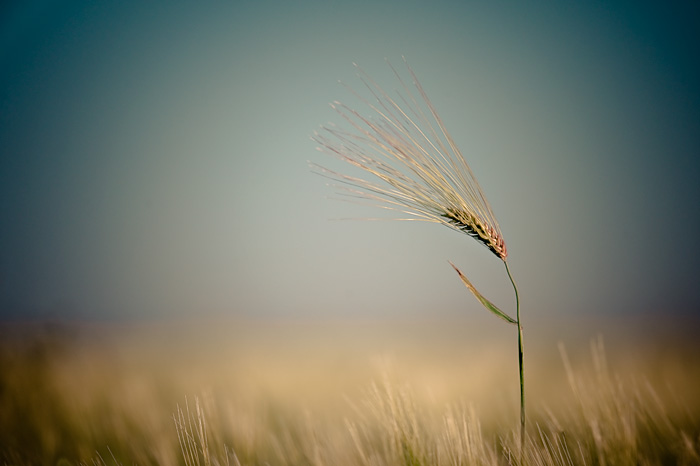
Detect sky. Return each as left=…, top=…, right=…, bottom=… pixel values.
left=1, top=0, right=699, bottom=328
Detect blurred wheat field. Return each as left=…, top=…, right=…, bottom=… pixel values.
left=1, top=316, right=699, bottom=465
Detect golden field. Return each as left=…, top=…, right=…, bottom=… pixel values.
left=1, top=314, right=699, bottom=465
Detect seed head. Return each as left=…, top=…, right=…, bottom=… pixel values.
left=312, top=58, right=507, bottom=261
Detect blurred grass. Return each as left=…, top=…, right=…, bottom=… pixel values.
left=1, top=316, right=699, bottom=465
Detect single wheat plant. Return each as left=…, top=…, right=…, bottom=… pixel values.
left=311, top=57, right=525, bottom=451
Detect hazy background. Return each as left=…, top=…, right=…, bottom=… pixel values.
left=1, top=1, right=699, bottom=335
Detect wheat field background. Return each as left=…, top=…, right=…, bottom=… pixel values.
left=1, top=314, right=698, bottom=465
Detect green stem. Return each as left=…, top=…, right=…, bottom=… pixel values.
left=505, top=261, right=524, bottom=457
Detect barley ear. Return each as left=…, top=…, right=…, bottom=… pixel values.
left=448, top=261, right=517, bottom=325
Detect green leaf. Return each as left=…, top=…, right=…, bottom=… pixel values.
left=449, top=261, right=517, bottom=325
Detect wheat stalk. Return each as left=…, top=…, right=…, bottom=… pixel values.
left=311, top=57, right=525, bottom=452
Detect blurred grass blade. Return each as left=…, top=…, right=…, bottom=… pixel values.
left=449, top=261, right=517, bottom=325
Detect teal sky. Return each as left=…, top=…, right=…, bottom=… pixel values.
left=1, top=1, right=699, bottom=326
